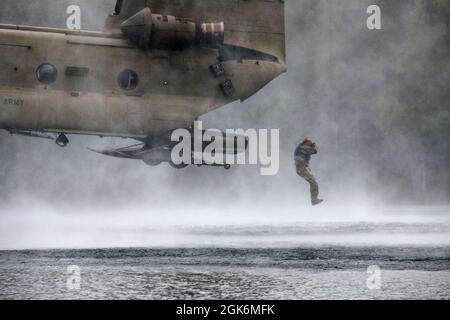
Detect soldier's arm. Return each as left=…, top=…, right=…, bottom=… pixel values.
left=302, top=145, right=318, bottom=155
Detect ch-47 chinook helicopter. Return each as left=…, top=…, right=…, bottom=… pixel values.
left=0, top=0, right=286, bottom=169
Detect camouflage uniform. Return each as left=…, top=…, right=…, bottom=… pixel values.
left=295, top=143, right=320, bottom=204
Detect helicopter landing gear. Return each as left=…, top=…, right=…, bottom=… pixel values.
left=55, top=133, right=69, bottom=147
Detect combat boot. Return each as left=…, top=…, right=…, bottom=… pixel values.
left=312, top=199, right=324, bottom=206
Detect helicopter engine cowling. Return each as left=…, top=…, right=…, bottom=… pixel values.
left=120, top=8, right=224, bottom=50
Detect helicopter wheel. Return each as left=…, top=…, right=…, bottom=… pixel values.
left=169, top=161, right=189, bottom=169
left=55, top=133, right=69, bottom=147
left=143, top=159, right=162, bottom=167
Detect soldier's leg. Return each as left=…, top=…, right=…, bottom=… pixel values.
left=302, top=167, right=319, bottom=201
left=295, top=157, right=306, bottom=176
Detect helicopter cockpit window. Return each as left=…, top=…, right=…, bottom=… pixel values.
left=118, top=70, right=139, bottom=91
left=36, top=63, right=58, bottom=85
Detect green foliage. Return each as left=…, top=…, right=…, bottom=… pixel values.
left=379, top=0, right=449, bottom=153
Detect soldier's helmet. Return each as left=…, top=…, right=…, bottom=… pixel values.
left=301, top=138, right=314, bottom=146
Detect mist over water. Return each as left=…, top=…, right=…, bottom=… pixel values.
left=1, top=204, right=449, bottom=250
left=0, top=0, right=449, bottom=251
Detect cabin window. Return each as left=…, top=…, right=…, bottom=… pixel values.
left=36, top=63, right=58, bottom=85
left=118, top=69, right=139, bottom=91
